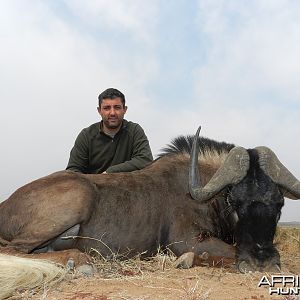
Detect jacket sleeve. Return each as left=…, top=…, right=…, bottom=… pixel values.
left=106, top=125, right=153, bottom=173
left=66, top=130, right=89, bottom=173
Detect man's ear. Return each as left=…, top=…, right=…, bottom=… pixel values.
left=97, top=107, right=101, bottom=114
left=124, top=106, right=128, bottom=113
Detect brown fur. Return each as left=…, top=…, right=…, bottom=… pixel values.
left=0, top=154, right=235, bottom=264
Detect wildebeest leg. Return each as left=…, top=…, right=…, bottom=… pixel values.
left=0, top=173, right=95, bottom=253
left=33, top=224, right=80, bottom=253
left=174, top=237, right=235, bottom=269
left=196, top=237, right=235, bottom=258
left=175, top=251, right=235, bottom=269
left=0, top=247, right=92, bottom=267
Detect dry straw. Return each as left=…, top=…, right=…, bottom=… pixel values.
left=0, top=227, right=298, bottom=299
left=89, top=245, right=177, bottom=279
left=0, top=254, right=66, bottom=299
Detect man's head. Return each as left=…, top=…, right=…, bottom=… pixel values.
left=97, top=88, right=127, bottom=133
left=98, top=88, right=126, bottom=107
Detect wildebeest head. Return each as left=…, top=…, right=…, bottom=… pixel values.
left=189, top=126, right=300, bottom=272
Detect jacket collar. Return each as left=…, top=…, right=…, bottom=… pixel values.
left=99, top=119, right=128, bottom=136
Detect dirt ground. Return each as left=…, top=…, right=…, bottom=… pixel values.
left=13, top=227, right=300, bottom=300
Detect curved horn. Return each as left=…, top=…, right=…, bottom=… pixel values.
left=255, top=146, right=300, bottom=200
left=189, top=126, right=250, bottom=202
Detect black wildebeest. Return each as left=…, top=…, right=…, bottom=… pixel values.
left=0, top=127, right=299, bottom=272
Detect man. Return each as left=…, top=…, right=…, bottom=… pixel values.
left=66, top=88, right=153, bottom=173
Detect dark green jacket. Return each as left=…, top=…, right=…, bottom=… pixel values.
left=66, top=120, right=153, bottom=174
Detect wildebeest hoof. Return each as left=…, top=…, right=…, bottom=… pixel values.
left=200, top=251, right=209, bottom=260
left=174, top=252, right=195, bottom=269
left=237, top=260, right=281, bottom=273
left=237, top=260, right=257, bottom=273
left=76, top=264, right=97, bottom=277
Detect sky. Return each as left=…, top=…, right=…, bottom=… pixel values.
left=0, top=0, right=300, bottom=221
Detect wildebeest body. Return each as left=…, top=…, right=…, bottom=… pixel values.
left=0, top=147, right=233, bottom=259
left=74, top=155, right=223, bottom=256
left=1, top=130, right=299, bottom=272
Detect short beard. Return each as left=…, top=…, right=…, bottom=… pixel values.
left=103, top=120, right=122, bottom=130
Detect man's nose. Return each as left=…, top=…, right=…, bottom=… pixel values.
left=109, top=108, right=116, bottom=115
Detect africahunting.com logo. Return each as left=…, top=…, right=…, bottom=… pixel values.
left=258, top=275, right=299, bottom=296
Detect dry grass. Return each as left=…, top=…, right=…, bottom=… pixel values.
left=0, top=254, right=66, bottom=300
left=88, top=246, right=178, bottom=279
left=274, top=226, right=300, bottom=276
left=87, top=227, right=300, bottom=280
left=179, top=280, right=211, bottom=300
left=3, top=227, right=300, bottom=299
left=275, top=226, right=300, bottom=253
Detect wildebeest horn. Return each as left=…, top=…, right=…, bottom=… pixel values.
left=189, top=126, right=250, bottom=202
left=255, top=146, right=300, bottom=200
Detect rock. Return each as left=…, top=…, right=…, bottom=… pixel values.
left=76, top=264, right=97, bottom=277
left=66, top=258, right=75, bottom=272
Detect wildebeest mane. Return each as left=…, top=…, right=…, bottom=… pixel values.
left=158, top=135, right=235, bottom=157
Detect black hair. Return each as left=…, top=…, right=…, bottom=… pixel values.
left=158, top=135, right=235, bottom=157
left=98, top=88, right=126, bottom=107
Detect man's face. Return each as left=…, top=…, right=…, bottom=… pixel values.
left=97, top=97, right=127, bottom=131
